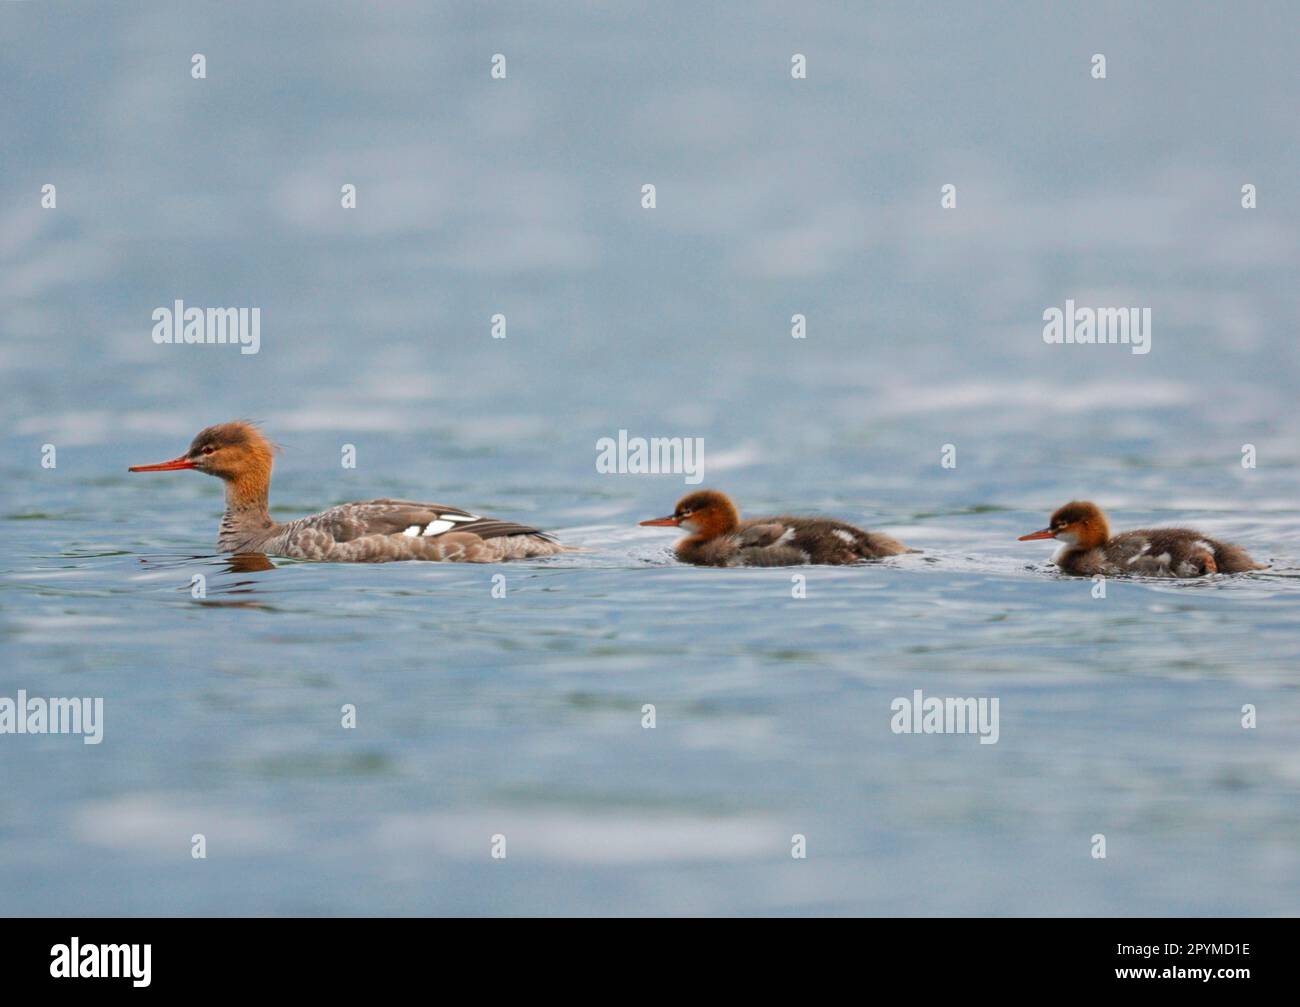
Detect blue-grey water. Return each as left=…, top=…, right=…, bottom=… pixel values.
left=2, top=2, right=1298, bottom=916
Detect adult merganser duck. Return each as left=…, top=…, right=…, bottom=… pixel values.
left=639, top=489, right=915, bottom=566
left=1018, top=500, right=1265, bottom=577
left=128, top=421, right=570, bottom=562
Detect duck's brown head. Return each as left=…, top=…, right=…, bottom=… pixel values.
left=129, top=421, right=276, bottom=505
left=639, top=489, right=740, bottom=540
left=1018, top=500, right=1110, bottom=550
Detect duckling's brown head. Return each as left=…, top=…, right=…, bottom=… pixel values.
left=1018, top=500, right=1110, bottom=550
left=130, top=420, right=276, bottom=503
left=639, top=489, right=740, bottom=539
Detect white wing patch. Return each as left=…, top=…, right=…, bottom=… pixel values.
left=1126, top=540, right=1150, bottom=565
left=401, top=514, right=480, bottom=538
left=832, top=529, right=856, bottom=544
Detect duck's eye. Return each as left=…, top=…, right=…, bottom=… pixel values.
left=201, top=446, right=216, bottom=456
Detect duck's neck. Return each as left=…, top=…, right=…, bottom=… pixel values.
left=218, top=475, right=276, bottom=551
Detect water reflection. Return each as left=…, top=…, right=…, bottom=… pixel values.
left=224, top=553, right=276, bottom=574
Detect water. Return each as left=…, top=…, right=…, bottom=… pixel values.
left=2, top=2, right=1299, bottom=916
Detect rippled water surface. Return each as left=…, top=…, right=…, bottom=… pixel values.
left=2, top=2, right=1299, bottom=915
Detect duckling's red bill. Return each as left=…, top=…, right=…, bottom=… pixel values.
left=1018, top=528, right=1056, bottom=541
left=640, top=515, right=681, bottom=527
left=128, top=454, right=196, bottom=472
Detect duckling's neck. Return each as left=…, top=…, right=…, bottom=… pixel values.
left=675, top=534, right=710, bottom=560
left=675, top=533, right=737, bottom=567
left=674, top=509, right=739, bottom=564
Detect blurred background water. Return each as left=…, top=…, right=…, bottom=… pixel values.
left=1, top=1, right=1298, bottom=916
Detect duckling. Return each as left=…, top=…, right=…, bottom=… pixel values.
left=1018, top=501, right=1265, bottom=577
left=640, top=489, right=915, bottom=566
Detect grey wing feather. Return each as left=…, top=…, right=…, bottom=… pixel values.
left=734, top=522, right=790, bottom=548
left=304, top=500, right=550, bottom=543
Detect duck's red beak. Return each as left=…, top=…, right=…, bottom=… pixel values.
left=1018, top=528, right=1056, bottom=541
left=128, top=454, right=196, bottom=472
left=639, top=515, right=681, bottom=527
